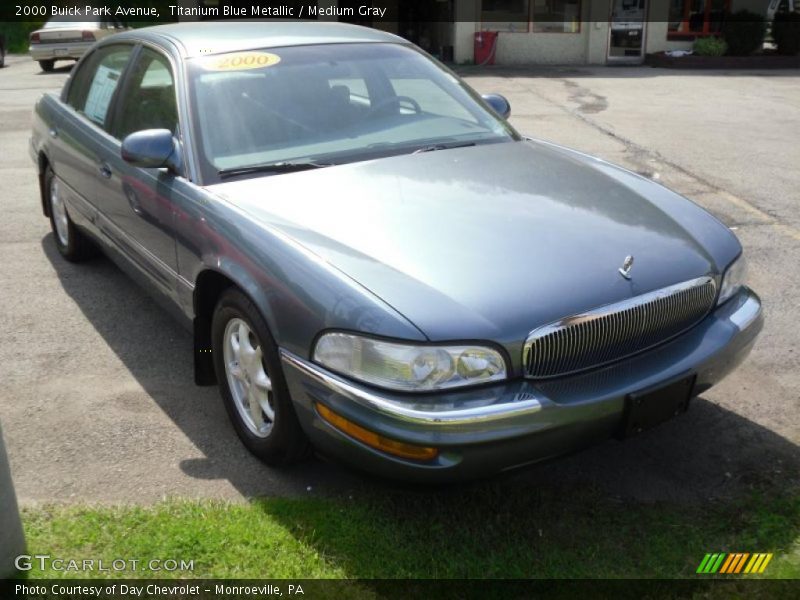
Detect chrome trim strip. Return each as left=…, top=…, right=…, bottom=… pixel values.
left=93, top=208, right=178, bottom=291
left=280, top=350, right=542, bottom=425
left=524, top=276, right=717, bottom=379
left=177, top=275, right=195, bottom=292
left=58, top=176, right=96, bottom=222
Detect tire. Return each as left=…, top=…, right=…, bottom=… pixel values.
left=45, top=167, right=96, bottom=262
left=212, top=288, right=309, bottom=465
left=39, top=59, right=55, bottom=72
left=0, top=46, right=5, bottom=69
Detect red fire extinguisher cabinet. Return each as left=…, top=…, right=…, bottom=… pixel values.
left=474, top=31, right=498, bottom=66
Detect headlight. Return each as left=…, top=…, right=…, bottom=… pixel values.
left=718, top=255, right=748, bottom=305
left=313, top=332, right=507, bottom=392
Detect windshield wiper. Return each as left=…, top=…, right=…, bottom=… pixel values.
left=412, top=141, right=477, bottom=154
left=218, top=161, right=333, bottom=179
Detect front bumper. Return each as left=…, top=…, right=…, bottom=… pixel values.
left=282, top=288, right=763, bottom=481
left=29, top=42, right=92, bottom=61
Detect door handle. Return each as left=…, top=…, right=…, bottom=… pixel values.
left=98, top=162, right=112, bottom=179
left=48, top=128, right=58, bottom=139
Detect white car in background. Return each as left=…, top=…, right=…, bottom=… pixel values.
left=29, top=18, right=128, bottom=72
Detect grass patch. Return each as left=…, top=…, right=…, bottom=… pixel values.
left=21, top=484, right=800, bottom=579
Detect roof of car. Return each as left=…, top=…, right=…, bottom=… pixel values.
left=114, top=22, right=404, bottom=58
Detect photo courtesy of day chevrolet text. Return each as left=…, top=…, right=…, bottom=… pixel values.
left=14, top=582, right=305, bottom=598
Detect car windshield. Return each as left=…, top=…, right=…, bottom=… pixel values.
left=187, top=43, right=518, bottom=182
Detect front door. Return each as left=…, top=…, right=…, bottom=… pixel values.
left=608, top=0, right=648, bottom=63
left=98, top=45, right=182, bottom=296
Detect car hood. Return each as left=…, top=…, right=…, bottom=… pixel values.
left=206, top=140, right=739, bottom=350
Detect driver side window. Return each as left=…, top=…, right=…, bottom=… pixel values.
left=113, top=48, right=178, bottom=140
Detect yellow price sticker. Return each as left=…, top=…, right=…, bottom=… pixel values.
left=201, top=52, right=281, bottom=71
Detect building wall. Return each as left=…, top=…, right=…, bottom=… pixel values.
left=585, top=1, right=614, bottom=63
left=494, top=29, right=590, bottom=64
left=454, top=0, right=607, bottom=64
left=299, top=0, right=744, bottom=65
left=454, top=0, right=480, bottom=62
left=453, top=0, right=775, bottom=65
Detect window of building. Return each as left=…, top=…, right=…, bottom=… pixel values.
left=668, top=0, right=731, bottom=39
left=481, top=0, right=530, bottom=24
left=532, top=0, right=582, bottom=33
left=481, top=0, right=582, bottom=33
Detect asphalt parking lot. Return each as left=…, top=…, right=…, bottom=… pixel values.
left=1, top=54, right=798, bottom=505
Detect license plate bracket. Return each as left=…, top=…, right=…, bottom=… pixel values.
left=620, top=374, right=695, bottom=438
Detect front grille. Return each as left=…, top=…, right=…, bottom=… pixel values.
left=523, top=277, right=717, bottom=379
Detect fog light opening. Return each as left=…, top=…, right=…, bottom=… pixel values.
left=314, top=402, right=439, bottom=462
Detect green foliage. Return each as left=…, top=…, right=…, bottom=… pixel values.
left=0, top=21, right=45, bottom=53
left=722, top=10, right=767, bottom=56
left=693, top=36, right=728, bottom=57
left=772, top=12, right=800, bottom=56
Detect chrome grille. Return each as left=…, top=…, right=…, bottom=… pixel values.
left=523, top=277, right=716, bottom=379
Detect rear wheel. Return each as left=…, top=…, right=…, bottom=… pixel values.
left=38, top=59, right=55, bottom=72
left=45, top=167, right=96, bottom=262
left=212, top=288, right=309, bottom=465
left=0, top=45, right=6, bottom=68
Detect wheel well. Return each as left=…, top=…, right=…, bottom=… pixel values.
left=38, top=152, right=51, bottom=217
left=192, top=270, right=236, bottom=386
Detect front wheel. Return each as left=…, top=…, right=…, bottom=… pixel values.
left=211, top=288, right=309, bottom=465
left=38, top=59, right=55, bottom=72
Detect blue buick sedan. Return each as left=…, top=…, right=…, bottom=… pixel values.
left=30, top=22, right=762, bottom=480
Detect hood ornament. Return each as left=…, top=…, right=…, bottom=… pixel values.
left=618, top=255, right=634, bottom=280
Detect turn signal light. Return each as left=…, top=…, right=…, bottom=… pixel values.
left=315, top=402, right=439, bottom=462
left=30, top=33, right=40, bottom=43
left=81, top=31, right=95, bottom=42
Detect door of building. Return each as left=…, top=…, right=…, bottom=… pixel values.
left=608, top=0, right=648, bottom=63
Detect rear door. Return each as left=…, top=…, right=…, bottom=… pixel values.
left=51, top=43, right=134, bottom=229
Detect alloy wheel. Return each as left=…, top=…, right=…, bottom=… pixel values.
left=222, top=317, right=275, bottom=438
left=50, top=179, right=69, bottom=247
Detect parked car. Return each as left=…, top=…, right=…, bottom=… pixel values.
left=29, top=23, right=762, bottom=481
left=29, top=17, right=128, bottom=72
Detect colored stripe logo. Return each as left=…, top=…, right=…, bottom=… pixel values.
left=696, top=552, right=773, bottom=574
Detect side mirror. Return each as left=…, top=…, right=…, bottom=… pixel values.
left=481, top=93, right=511, bottom=119
left=121, top=129, right=181, bottom=173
